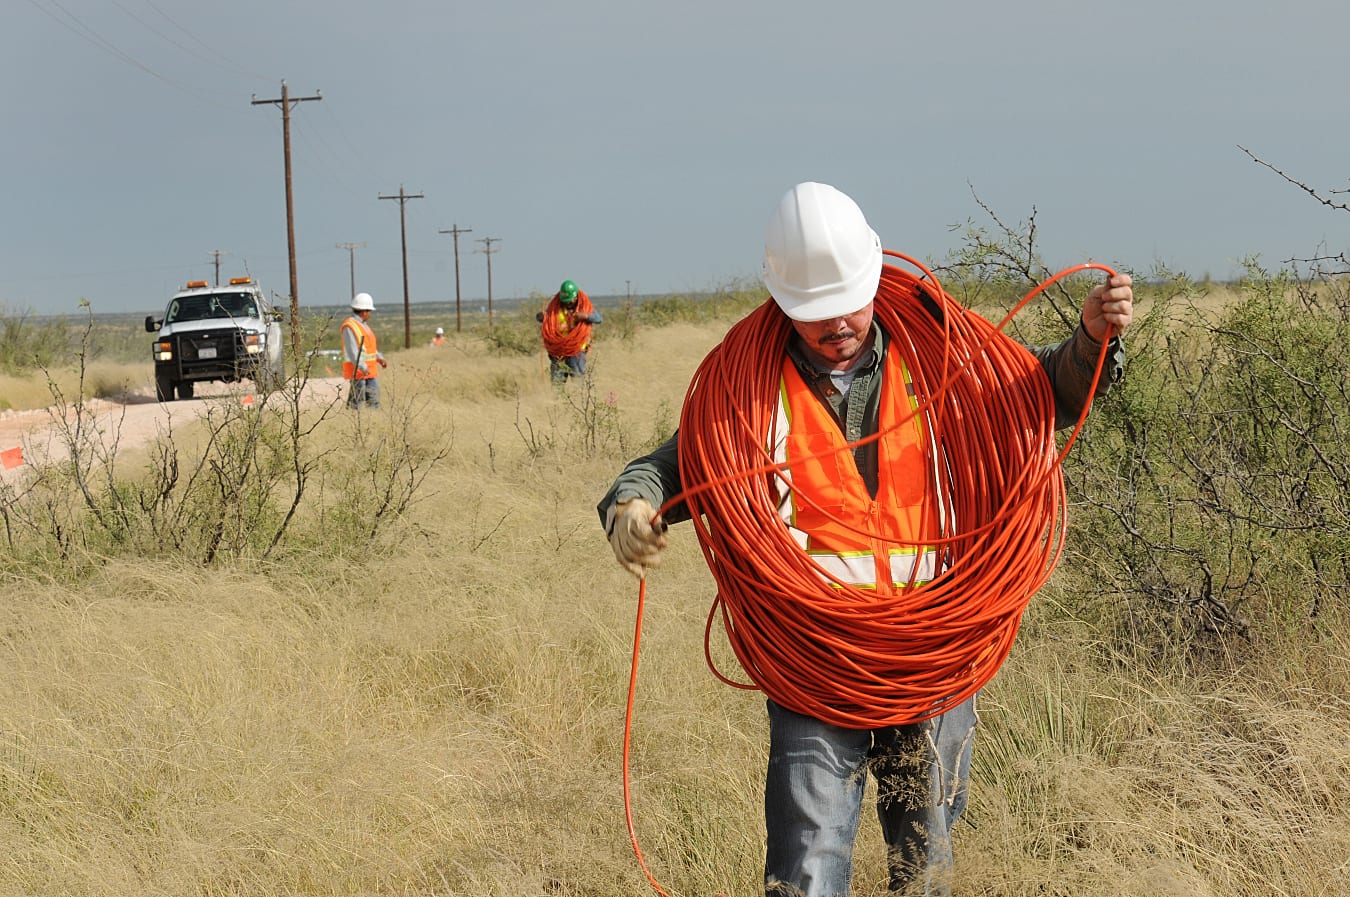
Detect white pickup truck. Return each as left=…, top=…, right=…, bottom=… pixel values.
left=145, top=277, right=286, bottom=402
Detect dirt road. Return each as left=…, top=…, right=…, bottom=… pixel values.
left=0, top=378, right=348, bottom=483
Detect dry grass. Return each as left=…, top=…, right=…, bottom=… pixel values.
left=0, top=360, right=149, bottom=412
left=966, top=611, right=1350, bottom=897
left=1, top=319, right=1348, bottom=896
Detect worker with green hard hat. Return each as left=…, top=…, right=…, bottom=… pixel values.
left=536, top=278, right=604, bottom=383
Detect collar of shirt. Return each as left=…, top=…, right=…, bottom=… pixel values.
left=783, top=322, right=885, bottom=426
left=786, top=321, right=888, bottom=494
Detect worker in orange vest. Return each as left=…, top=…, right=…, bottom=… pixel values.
left=536, top=279, right=603, bottom=383
left=597, top=183, right=1134, bottom=896
left=340, top=292, right=388, bottom=410
left=430, top=326, right=446, bottom=347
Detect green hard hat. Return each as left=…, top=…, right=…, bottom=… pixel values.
left=559, top=279, right=579, bottom=304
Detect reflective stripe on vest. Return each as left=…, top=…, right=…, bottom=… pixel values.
left=772, top=346, right=945, bottom=592
left=794, top=543, right=942, bottom=590
left=341, top=316, right=379, bottom=380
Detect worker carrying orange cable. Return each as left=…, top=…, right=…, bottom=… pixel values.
left=536, top=279, right=603, bottom=383
left=596, top=182, right=1134, bottom=897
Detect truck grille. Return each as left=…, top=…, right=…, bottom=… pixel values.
left=182, top=331, right=242, bottom=361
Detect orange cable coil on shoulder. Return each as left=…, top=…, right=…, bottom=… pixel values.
left=540, top=289, right=595, bottom=357
left=670, top=252, right=1110, bottom=729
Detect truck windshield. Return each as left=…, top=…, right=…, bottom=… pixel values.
left=165, top=292, right=259, bottom=324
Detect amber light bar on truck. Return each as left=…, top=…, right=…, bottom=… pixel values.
left=229, top=277, right=253, bottom=285
left=185, top=280, right=209, bottom=289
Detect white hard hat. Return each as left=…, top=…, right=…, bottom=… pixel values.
left=761, top=182, right=882, bottom=322
left=351, top=292, right=375, bottom=311
left=434, top=326, right=444, bottom=334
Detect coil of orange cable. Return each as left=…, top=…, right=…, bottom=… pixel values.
left=665, top=252, right=1113, bottom=729
left=540, top=291, right=595, bottom=358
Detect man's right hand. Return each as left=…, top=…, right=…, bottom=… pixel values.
left=607, top=498, right=668, bottom=579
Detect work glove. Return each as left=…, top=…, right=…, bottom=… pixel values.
left=606, top=498, right=668, bottom=579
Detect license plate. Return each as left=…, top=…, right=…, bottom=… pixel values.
left=198, top=347, right=217, bottom=359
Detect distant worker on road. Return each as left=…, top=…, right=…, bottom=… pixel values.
left=341, top=292, right=388, bottom=410
left=536, top=279, right=603, bottom=383
left=430, top=326, right=446, bottom=348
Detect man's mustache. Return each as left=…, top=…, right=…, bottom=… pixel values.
left=819, top=330, right=857, bottom=344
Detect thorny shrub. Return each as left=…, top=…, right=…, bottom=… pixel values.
left=940, top=204, right=1350, bottom=655
left=1063, top=260, right=1350, bottom=647
left=0, top=315, right=451, bottom=575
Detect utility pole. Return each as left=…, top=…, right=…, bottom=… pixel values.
left=209, top=250, right=227, bottom=285
left=252, top=81, right=322, bottom=357
left=475, top=237, right=501, bottom=326
left=437, top=224, right=473, bottom=333
left=378, top=186, right=424, bottom=349
left=336, top=242, right=365, bottom=301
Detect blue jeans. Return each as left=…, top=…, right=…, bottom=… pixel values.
left=346, top=377, right=381, bottom=409
left=763, top=696, right=976, bottom=897
left=548, top=352, right=587, bottom=383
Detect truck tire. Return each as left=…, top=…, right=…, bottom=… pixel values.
left=155, top=373, right=176, bottom=403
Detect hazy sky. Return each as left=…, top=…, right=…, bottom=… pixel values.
left=3, top=0, right=1346, bottom=316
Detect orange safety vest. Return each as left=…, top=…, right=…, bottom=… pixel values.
left=341, top=316, right=380, bottom=380
left=773, top=346, right=944, bottom=593
left=430, top=335, right=445, bottom=347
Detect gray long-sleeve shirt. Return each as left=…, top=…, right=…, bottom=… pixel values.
left=597, top=317, right=1123, bottom=529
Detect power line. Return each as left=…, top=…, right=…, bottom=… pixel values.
left=318, top=103, right=384, bottom=189
left=26, top=0, right=240, bottom=112
left=109, top=0, right=267, bottom=82
left=290, top=115, right=370, bottom=201
left=140, top=0, right=273, bottom=81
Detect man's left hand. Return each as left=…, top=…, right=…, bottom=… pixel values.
left=1082, top=273, right=1134, bottom=342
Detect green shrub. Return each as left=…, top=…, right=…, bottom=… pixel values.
left=1062, top=261, right=1350, bottom=656
left=0, top=306, right=72, bottom=373
left=0, top=336, right=450, bottom=573
left=632, top=281, right=767, bottom=329
left=480, top=308, right=542, bottom=356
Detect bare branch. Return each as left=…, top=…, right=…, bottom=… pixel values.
left=1238, top=144, right=1350, bottom=212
